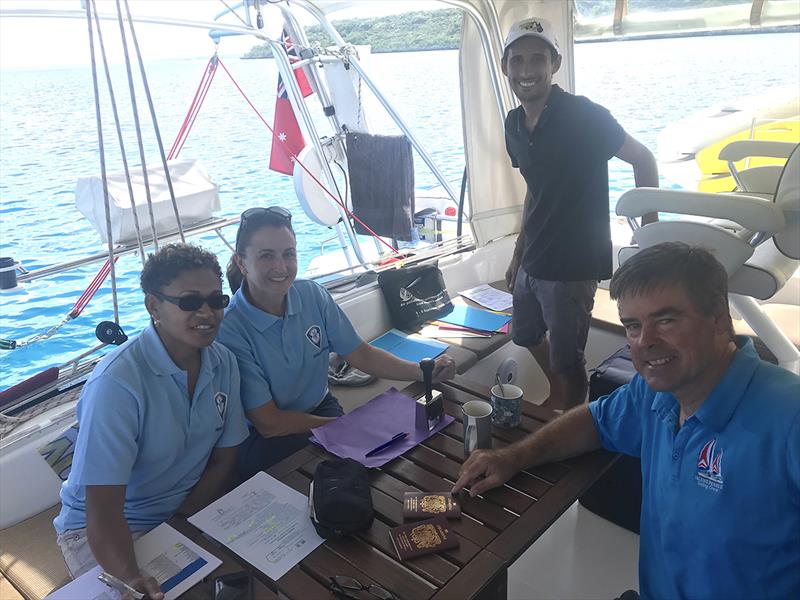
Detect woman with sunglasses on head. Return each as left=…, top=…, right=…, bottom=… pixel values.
left=218, top=206, right=457, bottom=479
left=53, top=244, right=249, bottom=599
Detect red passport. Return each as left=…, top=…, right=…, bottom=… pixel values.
left=390, top=515, right=459, bottom=560
left=402, top=492, right=461, bottom=520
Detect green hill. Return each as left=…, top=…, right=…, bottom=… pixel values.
left=242, top=8, right=462, bottom=58
left=242, top=1, right=771, bottom=58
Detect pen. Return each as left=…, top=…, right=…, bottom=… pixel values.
left=365, top=432, right=408, bottom=457
left=98, top=571, right=146, bottom=600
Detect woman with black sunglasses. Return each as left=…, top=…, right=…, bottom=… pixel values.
left=218, top=207, right=457, bottom=480
left=53, top=244, right=249, bottom=598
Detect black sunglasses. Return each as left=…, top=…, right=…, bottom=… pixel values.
left=151, top=291, right=230, bottom=312
left=329, top=576, right=395, bottom=600
left=236, top=206, right=293, bottom=250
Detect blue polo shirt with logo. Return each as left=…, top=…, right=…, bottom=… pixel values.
left=217, top=279, right=363, bottom=413
left=589, top=337, right=800, bottom=599
left=54, top=324, right=249, bottom=534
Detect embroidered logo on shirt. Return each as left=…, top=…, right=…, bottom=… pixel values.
left=695, top=438, right=724, bottom=492
left=214, top=392, right=228, bottom=420
left=306, top=325, right=322, bottom=349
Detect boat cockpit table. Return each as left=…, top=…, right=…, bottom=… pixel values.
left=175, top=378, right=617, bottom=599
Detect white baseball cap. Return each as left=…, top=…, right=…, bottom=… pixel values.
left=503, top=17, right=560, bottom=58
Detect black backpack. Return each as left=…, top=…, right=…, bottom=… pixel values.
left=310, top=459, right=374, bottom=539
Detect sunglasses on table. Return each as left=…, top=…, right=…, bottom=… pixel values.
left=329, top=576, right=395, bottom=600
left=151, top=291, right=230, bottom=311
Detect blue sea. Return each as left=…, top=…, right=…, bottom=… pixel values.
left=1, top=32, right=799, bottom=389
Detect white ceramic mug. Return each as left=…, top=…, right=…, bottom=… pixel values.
left=462, top=400, right=493, bottom=455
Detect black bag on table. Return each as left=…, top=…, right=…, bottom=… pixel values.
left=377, top=263, right=453, bottom=331
left=579, top=345, right=643, bottom=534
left=310, top=458, right=374, bottom=539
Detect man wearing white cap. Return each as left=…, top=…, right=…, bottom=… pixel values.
left=503, top=17, right=658, bottom=411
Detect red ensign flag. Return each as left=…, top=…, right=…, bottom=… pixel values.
left=268, top=30, right=313, bottom=175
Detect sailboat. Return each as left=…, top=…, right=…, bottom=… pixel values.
left=0, top=1, right=798, bottom=598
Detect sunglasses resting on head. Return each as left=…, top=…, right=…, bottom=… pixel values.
left=235, top=206, right=293, bottom=250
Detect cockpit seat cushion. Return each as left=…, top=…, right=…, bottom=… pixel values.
left=1, top=573, right=24, bottom=600
left=0, top=504, right=69, bottom=600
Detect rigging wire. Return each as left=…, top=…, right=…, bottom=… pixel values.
left=87, top=0, right=120, bottom=325
left=91, top=0, right=146, bottom=265
left=217, top=0, right=252, bottom=29
left=123, top=0, right=185, bottom=243
left=114, top=0, right=159, bottom=251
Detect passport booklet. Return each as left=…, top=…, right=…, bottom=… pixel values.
left=390, top=515, right=459, bottom=560
left=402, top=492, right=461, bottom=520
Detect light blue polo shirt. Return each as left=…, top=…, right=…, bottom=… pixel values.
left=217, top=279, right=362, bottom=413
left=54, top=324, right=249, bottom=534
left=589, top=337, right=800, bottom=599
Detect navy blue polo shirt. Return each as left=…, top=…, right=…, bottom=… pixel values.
left=505, top=85, right=625, bottom=281
left=589, top=337, right=800, bottom=599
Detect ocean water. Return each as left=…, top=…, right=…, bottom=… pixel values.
left=1, top=32, right=799, bottom=389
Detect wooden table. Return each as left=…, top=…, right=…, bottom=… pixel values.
left=179, top=379, right=617, bottom=599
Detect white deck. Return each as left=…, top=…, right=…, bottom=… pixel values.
left=508, top=501, right=639, bottom=599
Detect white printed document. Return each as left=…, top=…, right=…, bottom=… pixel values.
left=46, top=523, right=221, bottom=600
left=459, top=284, right=513, bottom=312
left=188, top=471, right=324, bottom=581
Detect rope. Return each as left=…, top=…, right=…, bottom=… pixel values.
left=87, top=0, right=120, bottom=324
left=91, top=1, right=146, bottom=265
left=168, top=56, right=219, bottom=160
left=69, top=259, right=116, bottom=318
left=1, top=258, right=117, bottom=350
left=216, top=58, right=399, bottom=254
left=123, top=0, right=185, bottom=243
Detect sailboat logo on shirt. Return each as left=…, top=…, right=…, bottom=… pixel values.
left=214, top=392, right=228, bottom=420
left=695, top=438, right=724, bottom=492
left=306, top=325, right=322, bottom=349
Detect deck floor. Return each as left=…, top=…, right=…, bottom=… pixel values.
left=508, top=501, right=639, bottom=599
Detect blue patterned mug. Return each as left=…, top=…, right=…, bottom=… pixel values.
left=490, top=384, right=523, bottom=428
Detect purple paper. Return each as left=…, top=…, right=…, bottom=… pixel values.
left=310, top=387, right=454, bottom=467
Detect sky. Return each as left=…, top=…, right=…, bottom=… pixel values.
left=0, top=0, right=443, bottom=70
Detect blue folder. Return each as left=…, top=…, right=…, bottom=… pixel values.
left=437, top=305, right=511, bottom=332
left=370, top=329, right=448, bottom=363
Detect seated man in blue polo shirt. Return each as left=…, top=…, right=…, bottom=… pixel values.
left=454, top=242, right=800, bottom=599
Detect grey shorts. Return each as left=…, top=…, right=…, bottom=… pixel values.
left=511, top=267, right=598, bottom=373
left=56, top=527, right=147, bottom=579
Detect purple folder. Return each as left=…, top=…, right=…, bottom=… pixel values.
left=310, top=387, right=454, bottom=468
